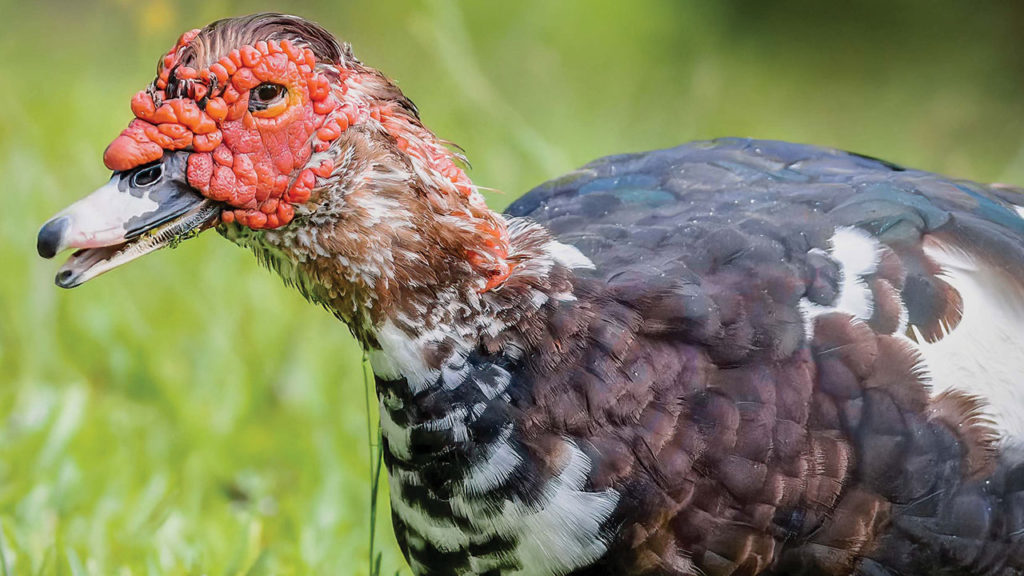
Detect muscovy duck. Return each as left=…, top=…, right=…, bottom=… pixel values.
left=36, top=13, right=1024, bottom=576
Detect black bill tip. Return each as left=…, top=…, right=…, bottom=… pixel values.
left=38, top=216, right=69, bottom=259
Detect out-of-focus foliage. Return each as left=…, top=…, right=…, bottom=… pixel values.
left=2, top=0, right=1024, bottom=574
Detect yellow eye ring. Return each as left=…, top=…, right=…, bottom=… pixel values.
left=251, top=99, right=288, bottom=118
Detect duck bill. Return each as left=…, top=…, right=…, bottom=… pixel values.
left=37, top=152, right=219, bottom=288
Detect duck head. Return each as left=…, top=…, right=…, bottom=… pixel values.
left=38, top=13, right=515, bottom=340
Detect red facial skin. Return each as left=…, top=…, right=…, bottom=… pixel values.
left=102, top=28, right=514, bottom=290
left=104, top=31, right=342, bottom=228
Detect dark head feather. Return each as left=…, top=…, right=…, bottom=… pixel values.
left=176, top=13, right=357, bottom=71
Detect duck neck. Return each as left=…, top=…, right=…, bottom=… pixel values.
left=370, top=215, right=594, bottom=499
left=226, top=78, right=595, bottom=458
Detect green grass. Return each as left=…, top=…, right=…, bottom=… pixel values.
left=4, top=0, right=1024, bottom=574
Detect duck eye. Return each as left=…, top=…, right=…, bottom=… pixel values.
left=131, top=163, right=163, bottom=187
left=249, top=83, right=287, bottom=111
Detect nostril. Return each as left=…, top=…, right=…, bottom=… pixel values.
left=37, top=216, right=70, bottom=258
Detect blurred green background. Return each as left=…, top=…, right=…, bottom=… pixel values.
left=3, top=1, right=1024, bottom=574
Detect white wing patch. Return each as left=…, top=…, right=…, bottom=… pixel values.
left=802, top=227, right=1024, bottom=440
left=547, top=240, right=595, bottom=270
left=909, top=239, right=1024, bottom=440
left=800, top=226, right=882, bottom=335
left=828, top=227, right=883, bottom=318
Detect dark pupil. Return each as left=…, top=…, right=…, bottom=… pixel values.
left=256, top=85, right=280, bottom=102
left=132, top=164, right=162, bottom=187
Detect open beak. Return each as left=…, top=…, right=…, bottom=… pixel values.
left=37, top=152, right=219, bottom=288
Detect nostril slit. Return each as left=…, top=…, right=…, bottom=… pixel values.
left=37, top=217, right=70, bottom=258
